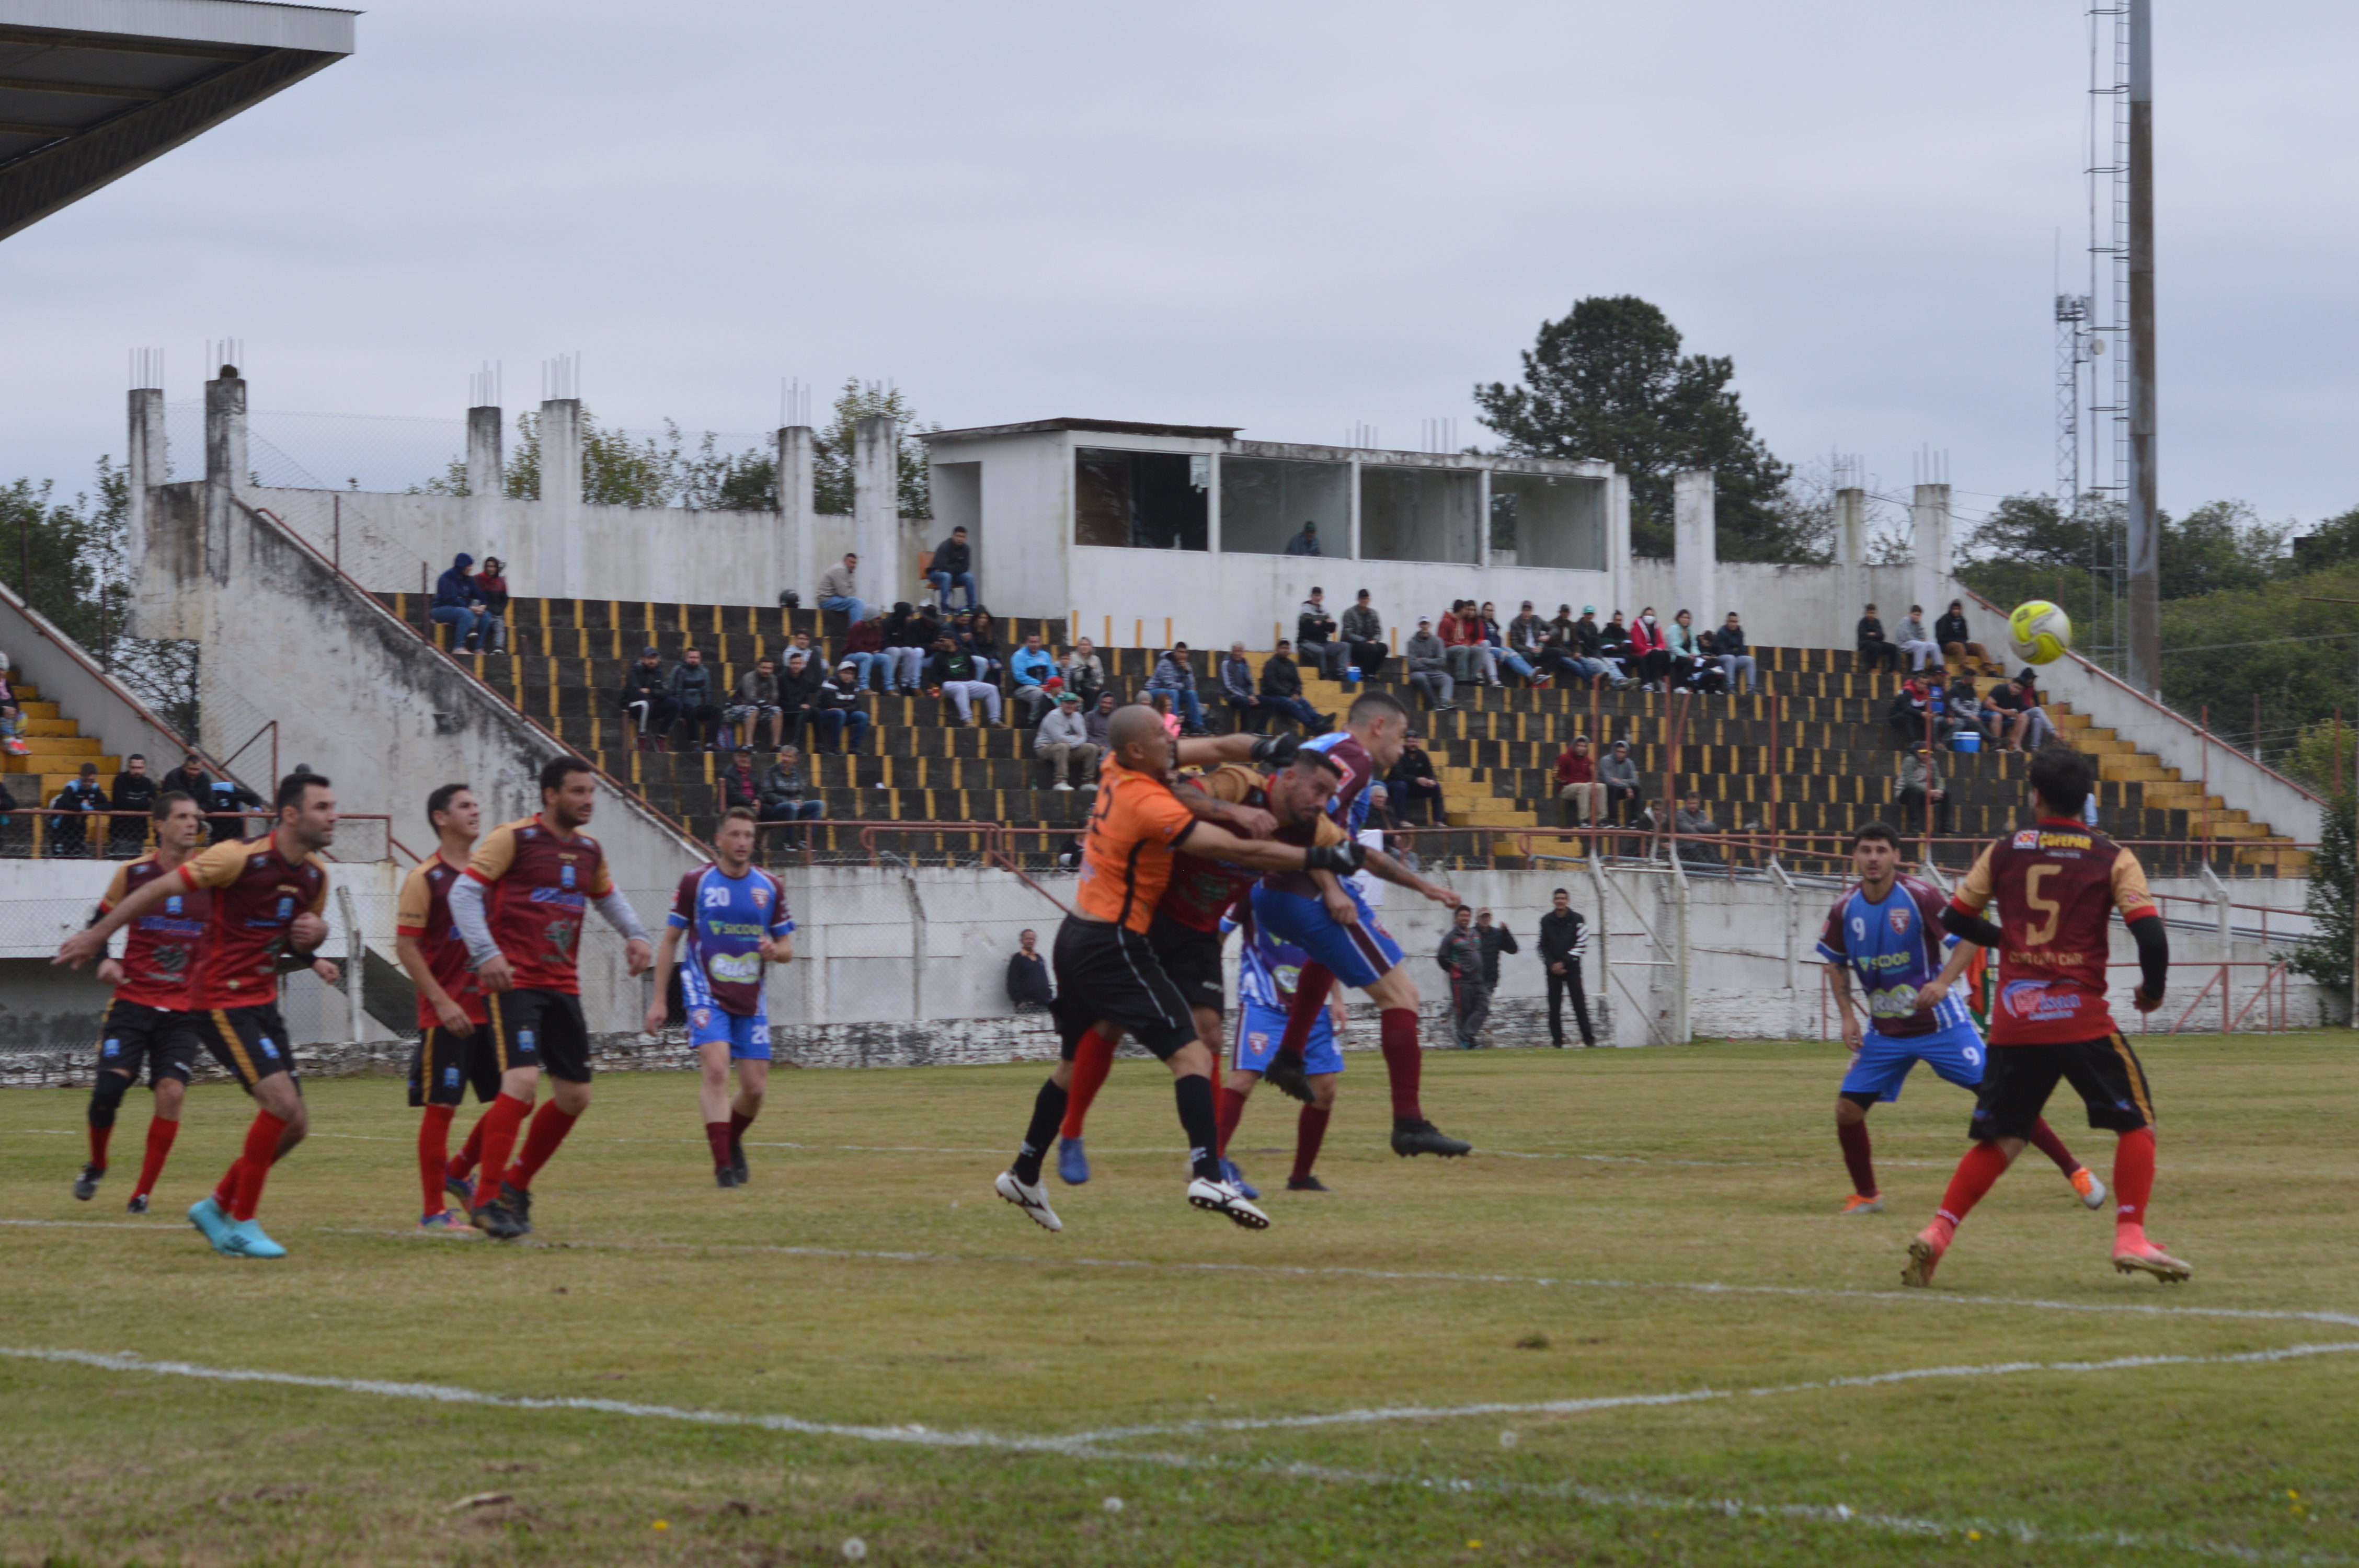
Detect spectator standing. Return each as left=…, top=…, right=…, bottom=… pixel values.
left=1219, top=642, right=1263, bottom=731
left=881, top=603, right=931, bottom=694
left=1006, top=928, right=1053, bottom=1011
left=1341, top=590, right=1388, bottom=676
left=727, top=657, right=785, bottom=752
left=816, top=552, right=866, bottom=625
left=840, top=611, right=889, bottom=691
left=1935, top=599, right=1991, bottom=674
left=1144, top=643, right=1207, bottom=733
left=1554, top=735, right=1602, bottom=828
left=1537, top=887, right=1597, bottom=1048
left=1673, top=792, right=1723, bottom=867
left=1438, top=905, right=1487, bottom=1049
left=109, top=753, right=157, bottom=857
left=429, top=552, right=486, bottom=652
left=817, top=662, right=872, bottom=753
left=1389, top=734, right=1444, bottom=827
left=1256, top=642, right=1330, bottom=732
left=48, top=762, right=106, bottom=858
left=925, top=634, right=1003, bottom=726
left=1897, top=605, right=1943, bottom=672
left=1717, top=613, right=1758, bottom=694
left=1475, top=910, right=1518, bottom=1027
left=1296, top=589, right=1347, bottom=680
left=1857, top=604, right=1900, bottom=672
left=758, top=747, right=824, bottom=849
left=668, top=647, right=725, bottom=751
left=1898, top=744, right=1953, bottom=836
left=1009, top=632, right=1060, bottom=728
left=471, top=556, right=511, bottom=654
left=1598, top=739, right=1642, bottom=851
left=1284, top=519, right=1323, bottom=556
left=927, top=524, right=978, bottom=610
left=1035, top=690, right=1101, bottom=791
left=1403, top=618, right=1458, bottom=711
left=1083, top=690, right=1116, bottom=750
left=619, top=646, right=678, bottom=747
left=1061, top=638, right=1106, bottom=708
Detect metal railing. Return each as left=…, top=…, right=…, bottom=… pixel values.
left=0, top=810, right=397, bottom=864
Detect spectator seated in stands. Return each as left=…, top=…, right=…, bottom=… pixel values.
left=1948, top=679, right=1989, bottom=742
left=1505, top=600, right=1554, bottom=686
left=1481, top=599, right=1541, bottom=685
left=816, top=551, right=866, bottom=625
left=1596, top=610, right=1638, bottom=686
left=776, top=651, right=828, bottom=751
left=188, top=758, right=259, bottom=843
left=716, top=747, right=762, bottom=820
left=1554, top=734, right=1601, bottom=828
left=1667, top=609, right=1723, bottom=695
left=1389, top=733, right=1444, bottom=826
left=48, top=762, right=107, bottom=858
left=1148, top=690, right=1182, bottom=738
left=617, top=645, right=678, bottom=748
left=1898, top=743, right=1953, bottom=836
left=108, top=753, right=157, bottom=858
left=1035, top=689, right=1101, bottom=791
left=758, top=746, right=824, bottom=848
left=926, top=634, right=1003, bottom=727
left=1886, top=675, right=1950, bottom=746
left=1857, top=603, right=1900, bottom=672
left=1936, top=598, right=1992, bottom=674
left=1006, top=927, right=1054, bottom=1011
left=1598, top=739, right=1642, bottom=845
left=1296, top=588, right=1347, bottom=680
left=879, top=603, right=932, bottom=694
left=926, top=524, right=977, bottom=611
left=429, top=552, right=490, bottom=653
left=961, top=610, right=1005, bottom=683
left=1084, top=690, right=1115, bottom=750
left=725, top=657, right=784, bottom=752
left=1439, top=599, right=1499, bottom=686
left=840, top=610, right=889, bottom=691
left=1061, top=638, right=1106, bottom=708
left=2008, top=670, right=2056, bottom=751
left=1898, top=605, right=1943, bottom=673
left=818, top=662, right=871, bottom=753
left=1403, top=617, right=1458, bottom=711
left=1219, top=642, right=1262, bottom=730
left=1284, top=518, right=1323, bottom=556
left=1631, top=608, right=1673, bottom=692
left=0, top=651, right=25, bottom=755
left=1144, top=642, right=1208, bottom=733
left=668, top=646, right=726, bottom=751
left=1673, top=791, right=1723, bottom=867
left=470, top=556, right=511, bottom=653
left=1716, top=612, right=1758, bottom=694
left=1256, top=641, right=1330, bottom=733
left=1009, top=631, right=1060, bottom=728
left=1341, top=589, right=1387, bottom=677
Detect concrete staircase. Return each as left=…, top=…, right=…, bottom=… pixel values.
left=0, top=679, right=124, bottom=856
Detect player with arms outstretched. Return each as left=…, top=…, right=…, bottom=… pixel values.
left=71, top=790, right=208, bottom=1213
left=1821, top=821, right=2102, bottom=1215
left=645, top=806, right=794, bottom=1188
left=1904, top=746, right=2185, bottom=1287
left=450, top=756, right=655, bottom=1240
left=396, top=782, right=492, bottom=1232
left=58, top=773, right=338, bottom=1259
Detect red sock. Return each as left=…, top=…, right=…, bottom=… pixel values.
left=88, top=1121, right=112, bottom=1170
left=1292, top=1105, right=1331, bottom=1182
left=1932, top=1140, right=2011, bottom=1238
left=1378, top=1007, right=1423, bottom=1122
left=728, top=1108, right=755, bottom=1141
left=133, top=1117, right=179, bottom=1201
left=2027, top=1118, right=2081, bottom=1177
left=1215, top=1086, right=1249, bottom=1159
left=448, top=1105, right=488, bottom=1181
left=213, top=1157, right=241, bottom=1212
left=705, top=1120, right=734, bottom=1168
left=508, top=1100, right=580, bottom=1188
left=473, top=1093, right=532, bottom=1200
left=229, top=1110, right=289, bottom=1221
left=417, top=1104, right=455, bottom=1217
left=1277, top=965, right=1335, bottom=1056
left=1837, top=1120, right=1877, bottom=1198
left=2112, top=1126, right=2156, bottom=1235
left=1059, top=1027, right=1117, bottom=1139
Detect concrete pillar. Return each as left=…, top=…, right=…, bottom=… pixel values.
left=1606, top=470, right=1633, bottom=615
left=1474, top=465, right=1492, bottom=570
left=776, top=425, right=816, bottom=603
left=1910, top=482, right=1953, bottom=620
left=1836, top=487, right=1866, bottom=639
left=467, top=404, right=503, bottom=559
left=203, top=366, right=247, bottom=586
left=125, top=387, right=173, bottom=636
left=540, top=398, right=581, bottom=597
left=853, top=416, right=900, bottom=607
left=1671, top=468, right=1716, bottom=621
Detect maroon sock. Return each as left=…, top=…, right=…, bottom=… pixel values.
left=1837, top=1119, right=1877, bottom=1198
left=2027, top=1117, right=2081, bottom=1177
left=133, top=1117, right=179, bottom=1201
left=1276, top=965, right=1335, bottom=1056
left=705, top=1120, right=734, bottom=1168
left=1215, top=1086, right=1249, bottom=1159
left=728, top=1108, right=754, bottom=1142
left=509, top=1100, right=580, bottom=1187
left=417, top=1104, right=455, bottom=1217
left=1292, top=1106, right=1331, bottom=1182
left=1378, top=1007, right=1423, bottom=1122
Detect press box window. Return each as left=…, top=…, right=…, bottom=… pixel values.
left=1074, top=448, right=1209, bottom=551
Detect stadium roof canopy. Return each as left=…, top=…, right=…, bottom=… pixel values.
left=0, top=0, right=352, bottom=243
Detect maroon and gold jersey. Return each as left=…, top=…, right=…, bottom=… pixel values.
left=177, top=836, right=331, bottom=1011
left=464, top=815, right=614, bottom=995
left=99, top=854, right=211, bottom=1012
left=1162, top=765, right=1348, bottom=932
left=396, top=852, right=489, bottom=1029
left=1951, top=816, right=2159, bottom=1045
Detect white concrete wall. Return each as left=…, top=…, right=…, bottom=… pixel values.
left=1627, top=560, right=1918, bottom=649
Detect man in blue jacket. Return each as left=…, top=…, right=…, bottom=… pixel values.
left=430, top=554, right=486, bottom=652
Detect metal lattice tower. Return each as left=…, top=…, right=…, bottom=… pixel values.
left=2055, top=291, right=2087, bottom=510
left=2081, top=2, right=2132, bottom=675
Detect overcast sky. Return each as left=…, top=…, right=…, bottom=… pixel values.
left=5, top=0, right=2354, bottom=534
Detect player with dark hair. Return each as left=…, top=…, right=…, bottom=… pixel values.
left=1222, top=913, right=1350, bottom=1191
left=992, top=705, right=1368, bottom=1234
left=71, top=790, right=208, bottom=1212
left=58, top=773, right=339, bottom=1258
left=1822, top=820, right=2101, bottom=1216
left=1905, top=746, right=2187, bottom=1286
left=449, top=755, right=655, bottom=1240
left=396, top=782, right=492, bottom=1232
left=1251, top=689, right=1472, bottom=1158
left=645, top=806, right=794, bottom=1187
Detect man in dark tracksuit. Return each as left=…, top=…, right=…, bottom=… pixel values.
left=1475, top=909, right=1517, bottom=1034
left=1438, top=906, right=1486, bottom=1049
left=1537, top=886, right=1597, bottom=1047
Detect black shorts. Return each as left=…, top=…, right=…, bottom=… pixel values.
left=95, top=1000, right=202, bottom=1088
left=1969, top=1034, right=2155, bottom=1142
left=190, top=1004, right=301, bottom=1092
left=406, top=1022, right=501, bottom=1108
left=484, top=987, right=592, bottom=1083
left=1049, top=917, right=1199, bottom=1062
left=1148, top=912, right=1228, bottom=1019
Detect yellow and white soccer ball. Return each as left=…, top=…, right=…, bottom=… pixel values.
left=2007, top=599, right=2073, bottom=665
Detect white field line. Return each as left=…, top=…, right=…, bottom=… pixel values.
left=15, top=1214, right=2359, bottom=1335
left=3, top=1342, right=2345, bottom=1566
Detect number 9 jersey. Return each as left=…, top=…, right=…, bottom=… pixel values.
left=1949, top=820, right=2159, bottom=1044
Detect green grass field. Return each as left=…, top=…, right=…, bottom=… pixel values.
left=3, top=1034, right=2354, bottom=1566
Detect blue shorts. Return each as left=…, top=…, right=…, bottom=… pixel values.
left=1839, top=1019, right=1986, bottom=1104
left=1247, top=882, right=1403, bottom=990
left=1232, top=1001, right=1345, bottom=1077
left=689, top=1006, right=771, bottom=1061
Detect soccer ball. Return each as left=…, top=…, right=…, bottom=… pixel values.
left=2007, top=600, right=2072, bottom=665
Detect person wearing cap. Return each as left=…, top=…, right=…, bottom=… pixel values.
left=1034, top=690, right=1101, bottom=791
left=1341, top=589, right=1388, bottom=677
left=1284, top=519, right=1322, bottom=557
left=617, top=645, right=679, bottom=749
left=725, top=656, right=785, bottom=752
left=1403, top=618, right=1457, bottom=711
left=814, top=660, right=871, bottom=753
